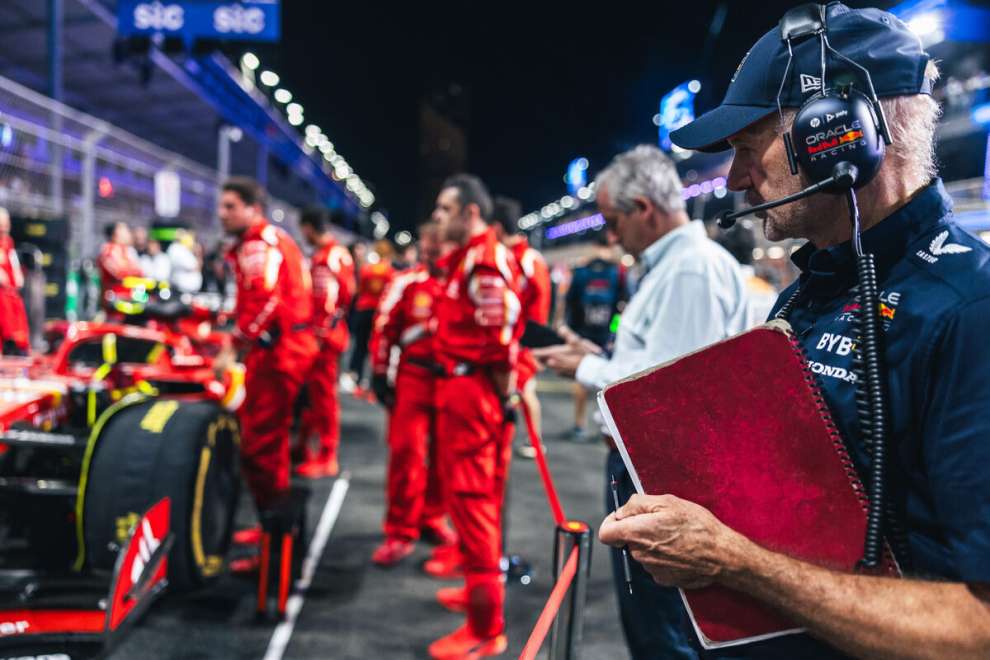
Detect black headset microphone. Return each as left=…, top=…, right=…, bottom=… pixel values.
left=714, top=4, right=904, bottom=571
left=714, top=161, right=859, bottom=230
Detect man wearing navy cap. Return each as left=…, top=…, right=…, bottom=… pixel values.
left=601, top=3, right=990, bottom=658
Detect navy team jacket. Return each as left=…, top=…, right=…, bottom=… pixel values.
left=712, top=179, right=990, bottom=660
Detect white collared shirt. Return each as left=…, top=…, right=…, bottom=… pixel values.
left=576, top=221, right=756, bottom=390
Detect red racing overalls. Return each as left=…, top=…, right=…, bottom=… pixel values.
left=0, top=235, right=28, bottom=352
left=228, top=220, right=318, bottom=508
left=434, top=227, right=523, bottom=639
left=301, top=238, right=356, bottom=463
left=349, top=259, right=395, bottom=381
left=510, top=236, right=552, bottom=388
left=97, top=242, right=143, bottom=315
left=370, top=264, right=446, bottom=542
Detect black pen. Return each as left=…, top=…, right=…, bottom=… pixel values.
left=610, top=473, right=634, bottom=595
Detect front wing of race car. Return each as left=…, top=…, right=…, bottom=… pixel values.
left=0, top=498, right=173, bottom=660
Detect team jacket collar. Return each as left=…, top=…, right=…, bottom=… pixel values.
left=449, top=227, right=495, bottom=267
left=790, top=178, right=953, bottom=299
left=468, top=227, right=496, bottom=249
left=229, top=219, right=271, bottom=254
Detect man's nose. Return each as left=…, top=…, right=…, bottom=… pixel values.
left=726, top=156, right=751, bottom=193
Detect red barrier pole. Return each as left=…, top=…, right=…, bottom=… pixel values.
left=519, top=546, right=579, bottom=660
left=548, top=521, right=593, bottom=659
left=518, top=397, right=566, bottom=527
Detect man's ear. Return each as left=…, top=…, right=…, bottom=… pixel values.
left=633, top=196, right=661, bottom=230
left=634, top=196, right=659, bottom=228
left=464, top=202, right=479, bottom=222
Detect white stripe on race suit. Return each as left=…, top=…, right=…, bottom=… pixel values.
left=262, top=474, right=350, bottom=660
left=376, top=270, right=415, bottom=319
left=246, top=293, right=279, bottom=336
left=502, top=288, right=521, bottom=345
left=9, top=249, right=22, bottom=288
left=462, top=247, right=477, bottom=281
left=329, top=245, right=352, bottom=272
left=263, top=246, right=283, bottom=291
left=493, top=243, right=514, bottom=285
left=399, top=322, right=428, bottom=347
left=521, top=247, right=537, bottom=279
left=324, top=277, right=340, bottom=314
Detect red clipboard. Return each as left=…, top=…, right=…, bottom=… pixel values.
left=598, top=321, right=897, bottom=649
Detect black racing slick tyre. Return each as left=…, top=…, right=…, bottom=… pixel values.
left=77, top=395, right=241, bottom=592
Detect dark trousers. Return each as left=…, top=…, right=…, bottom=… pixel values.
left=606, top=449, right=698, bottom=660
left=347, top=308, right=375, bottom=381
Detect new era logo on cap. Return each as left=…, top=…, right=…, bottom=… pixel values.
left=800, top=74, right=822, bottom=93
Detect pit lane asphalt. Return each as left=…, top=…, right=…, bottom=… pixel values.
left=111, top=376, right=624, bottom=659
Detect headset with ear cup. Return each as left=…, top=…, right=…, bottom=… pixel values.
left=769, top=4, right=905, bottom=572
left=713, top=4, right=893, bottom=230
left=778, top=3, right=892, bottom=189
left=791, top=87, right=885, bottom=186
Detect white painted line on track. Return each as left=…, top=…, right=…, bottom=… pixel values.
left=263, top=473, right=350, bottom=660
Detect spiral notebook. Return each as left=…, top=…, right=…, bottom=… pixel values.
left=597, top=320, right=897, bottom=649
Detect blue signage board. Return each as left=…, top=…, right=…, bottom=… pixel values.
left=118, top=1, right=280, bottom=42
left=545, top=213, right=605, bottom=241
left=565, top=157, right=589, bottom=196
left=658, top=80, right=699, bottom=151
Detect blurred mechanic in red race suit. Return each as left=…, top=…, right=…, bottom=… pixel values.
left=345, top=240, right=395, bottom=391
left=97, top=221, right=143, bottom=315
left=368, top=219, right=457, bottom=567
left=491, top=196, right=552, bottom=453
left=296, top=208, right=356, bottom=479
left=427, top=174, right=524, bottom=659
left=0, top=208, right=29, bottom=354
left=215, top=177, right=317, bottom=528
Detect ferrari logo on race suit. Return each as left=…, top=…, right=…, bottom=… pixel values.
left=413, top=291, right=432, bottom=311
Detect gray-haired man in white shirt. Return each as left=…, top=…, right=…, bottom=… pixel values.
left=536, top=144, right=754, bottom=659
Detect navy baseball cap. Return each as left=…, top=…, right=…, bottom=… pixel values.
left=670, top=2, right=932, bottom=153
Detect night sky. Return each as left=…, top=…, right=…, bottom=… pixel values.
left=243, top=2, right=898, bottom=230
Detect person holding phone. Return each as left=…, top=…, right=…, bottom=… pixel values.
left=536, top=145, right=752, bottom=660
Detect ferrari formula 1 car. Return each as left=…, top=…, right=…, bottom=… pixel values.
left=0, top=315, right=245, bottom=658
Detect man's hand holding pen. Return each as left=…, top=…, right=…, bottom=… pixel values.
left=599, top=493, right=752, bottom=590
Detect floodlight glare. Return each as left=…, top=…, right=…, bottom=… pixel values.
left=241, top=52, right=260, bottom=70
